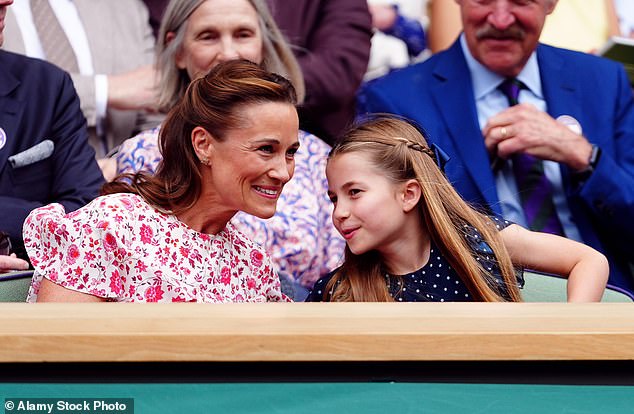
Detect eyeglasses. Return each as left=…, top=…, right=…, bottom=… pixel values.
left=0, top=232, right=12, bottom=256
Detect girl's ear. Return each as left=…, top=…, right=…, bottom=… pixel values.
left=191, top=126, right=215, bottom=166
left=401, top=179, right=422, bottom=213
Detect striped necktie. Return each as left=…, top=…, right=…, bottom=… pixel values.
left=498, top=78, right=564, bottom=235
left=30, top=0, right=79, bottom=73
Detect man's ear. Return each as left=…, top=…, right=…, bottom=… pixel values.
left=191, top=126, right=215, bottom=166
left=401, top=179, right=422, bottom=213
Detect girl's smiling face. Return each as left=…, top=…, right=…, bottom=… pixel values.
left=326, top=152, right=413, bottom=256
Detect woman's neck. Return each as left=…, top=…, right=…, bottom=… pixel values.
left=176, top=192, right=236, bottom=235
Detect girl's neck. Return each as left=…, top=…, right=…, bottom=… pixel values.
left=381, top=226, right=432, bottom=276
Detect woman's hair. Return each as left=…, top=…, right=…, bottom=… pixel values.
left=325, top=116, right=522, bottom=302
left=156, top=0, right=304, bottom=111
left=103, top=60, right=297, bottom=214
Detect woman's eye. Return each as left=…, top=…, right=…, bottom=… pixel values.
left=258, top=145, right=274, bottom=153
left=236, top=30, right=254, bottom=39
left=286, top=147, right=298, bottom=158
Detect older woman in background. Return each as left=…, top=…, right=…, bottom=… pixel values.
left=111, top=0, right=345, bottom=296
left=24, top=60, right=298, bottom=303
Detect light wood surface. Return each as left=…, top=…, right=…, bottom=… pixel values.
left=1, top=303, right=633, bottom=362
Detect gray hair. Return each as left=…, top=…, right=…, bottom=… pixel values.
left=156, top=0, right=305, bottom=111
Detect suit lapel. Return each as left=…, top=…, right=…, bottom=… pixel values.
left=537, top=45, right=583, bottom=188
left=0, top=54, right=23, bottom=173
left=429, top=41, right=501, bottom=210
left=538, top=45, right=582, bottom=134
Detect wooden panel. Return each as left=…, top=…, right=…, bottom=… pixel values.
left=1, top=303, right=633, bottom=362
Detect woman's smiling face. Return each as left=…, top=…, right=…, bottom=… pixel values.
left=205, top=101, right=299, bottom=219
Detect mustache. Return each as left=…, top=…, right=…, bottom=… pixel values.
left=476, top=25, right=526, bottom=41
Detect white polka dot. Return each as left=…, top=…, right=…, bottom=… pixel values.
left=433, top=284, right=437, bottom=288
left=317, top=290, right=322, bottom=294
left=454, top=290, right=458, bottom=294
left=440, top=299, right=445, bottom=302
left=444, top=288, right=447, bottom=291
left=416, top=289, right=420, bottom=293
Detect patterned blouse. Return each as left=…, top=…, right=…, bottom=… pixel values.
left=115, top=127, right=345, bottom=289
left=24, top=193, right=289, bottom=303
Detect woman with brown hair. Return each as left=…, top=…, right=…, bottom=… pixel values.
left=24, top=60, right=298, bottom=303
left=307, top=116, right=609, bottom=302
left=110, top=0, right=345, bottom=295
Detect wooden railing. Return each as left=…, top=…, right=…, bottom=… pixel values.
left=1, top=302, right=633, bottom=363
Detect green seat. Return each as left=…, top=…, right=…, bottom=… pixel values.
left=0, top=271, right=33, bottom=302
left=521, top=271, right=633, bottom=302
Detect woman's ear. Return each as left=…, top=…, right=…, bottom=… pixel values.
left=401, top=179, right=422, bottom=213
left=191, top=126, right=214, bottom=167
left=167, top=32, right=186, bottom=70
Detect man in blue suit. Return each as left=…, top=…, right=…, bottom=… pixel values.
left=358, top=0, right=634, bottom=293
left=0, top=0, right=104, bottom=271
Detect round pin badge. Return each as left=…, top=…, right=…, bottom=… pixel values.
left=556, top=115, right=582, bottom=135
left=0, top=128, right=6, bottom=151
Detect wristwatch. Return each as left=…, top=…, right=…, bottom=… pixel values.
left=574, top=144, right=601, bottom=182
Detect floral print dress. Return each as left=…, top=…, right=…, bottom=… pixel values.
left=23, top=193, right=289, bottom=303
left=116, top=127, right=345, bottom=289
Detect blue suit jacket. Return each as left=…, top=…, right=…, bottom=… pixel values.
left=358, top=40, right=634, bottom=293
left=0, top=50, right=104, bottom=259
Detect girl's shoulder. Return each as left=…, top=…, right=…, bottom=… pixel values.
left=304, top=268, right=339, bottom=302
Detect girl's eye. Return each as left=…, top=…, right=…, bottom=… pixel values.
left=328, top=194, right=337, bottom=204
left=349, top=189, right=361, bottom=196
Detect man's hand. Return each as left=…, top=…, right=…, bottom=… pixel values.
left=107, top=64, right=159, bottom=112
left=0, top=254, right=29, bottom=273
left=483, top=103, right=593, bottom=171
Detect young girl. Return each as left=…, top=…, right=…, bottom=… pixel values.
left=306, top=117, right=609, bottom=302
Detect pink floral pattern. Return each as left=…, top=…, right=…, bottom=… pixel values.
left=116, top=127, right=345, bottom=288
left=23, top=193, right=289, bottom=303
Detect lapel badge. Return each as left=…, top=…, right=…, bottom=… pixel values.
left=0, top=127, right=6, bottom=151
left=556, top=115, right=582, bottom=135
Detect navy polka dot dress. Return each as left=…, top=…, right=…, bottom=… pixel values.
left=306, top=217, right=522, bottom=302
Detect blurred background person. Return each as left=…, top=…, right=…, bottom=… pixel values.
left=540, top=0, right=620, bottom=53
left=266, top=0, right=373, bottom=144
left=110, top=0, right=345, bottom=298
left=25, top=60, right=297, bottom=303
left=365, top=0, right=428, bottom=80
left=0, top=0, right=104, bottom=268
left=3, top=0, right=162, bottom=158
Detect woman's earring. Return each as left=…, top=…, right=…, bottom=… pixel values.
left=200, top=157, right=210, bottom=166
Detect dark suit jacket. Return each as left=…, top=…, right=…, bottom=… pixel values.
left=0, top=50, right=104, bottom=259
left=267, top=0, right=372, bottom=144
left=358, top=40, right=634, bottom=293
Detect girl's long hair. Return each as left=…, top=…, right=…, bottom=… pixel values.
left=102, top=60, right=297, bottom=215
left=325, top=116, right=522, bottom=302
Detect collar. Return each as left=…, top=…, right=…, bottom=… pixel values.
left=459, top=34, right=543, bottom=100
